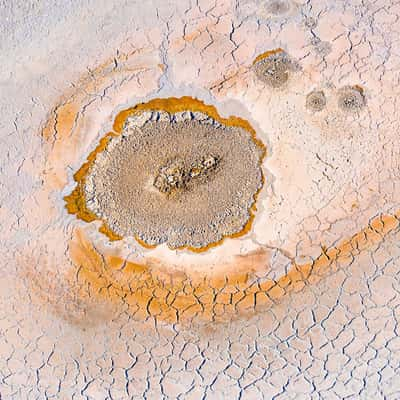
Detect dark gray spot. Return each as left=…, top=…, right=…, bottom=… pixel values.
left=306, top=90, right=326, bottom=112
left=266, top=0, right=291, bottom=15
left=253, top=51, right=300, bottom=89
left=304, top=16, right=317, bottom=29
left=338, top=86, right=366, bottom=112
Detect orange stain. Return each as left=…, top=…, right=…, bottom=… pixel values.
left=64, top=131, right=119, bottom=227
left=68, top=213, right=399, bottom=325
left=42, top=102, right=79, bottom=142
left=64, top=96, right=267, bottom=251
left=252, top=48, right=284, bottom=65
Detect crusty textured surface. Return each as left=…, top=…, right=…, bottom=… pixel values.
left=306, top=90, right=327, bottom=112
left=1, top=0, right=400, bottom=399
left=84, top=110, right=263, bottom=248
left=252, top=50, right=300, bottom=88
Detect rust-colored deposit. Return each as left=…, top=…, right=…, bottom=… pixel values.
left=252, top=48, right=284, bottom=65
left=64, top=96, right=266, bottom=251
left=68, top=213, right=399, bottom=325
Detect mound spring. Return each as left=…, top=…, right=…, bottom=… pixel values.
left=84, top=110, right=264, bottom=249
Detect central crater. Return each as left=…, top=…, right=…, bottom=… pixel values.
left=68, top=98, right=266, bottom=250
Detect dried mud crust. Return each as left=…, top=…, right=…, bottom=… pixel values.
left=83, top=108, right=265, bottom=249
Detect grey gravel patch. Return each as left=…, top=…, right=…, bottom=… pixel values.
left=304, top=16, right=317, bottom=29
left=311, top=37, right=332, bottom=56
left=252, top=51, right=300, bottom=89
left=237, top=0, right=299, bottom=20
left=266, top=0, right=291, bottom=15
left=85, top=111, right=264, bottom=249
left=306, top=90, right=326, bottom=112
left=337, top=86, right=366, bottom=112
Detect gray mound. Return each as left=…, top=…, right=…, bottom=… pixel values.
left=253, top=51, right=299, bottom=88
left=306, top=90, right=326, bottom=112
left=337, top=86, right=366, bottom=112
left=84, top=111, right=264, bottom=249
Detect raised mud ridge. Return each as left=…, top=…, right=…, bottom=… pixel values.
left=64, top=97, right=266, bottom=251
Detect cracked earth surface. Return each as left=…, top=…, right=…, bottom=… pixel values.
left=1, top=0, right=399, bottom=399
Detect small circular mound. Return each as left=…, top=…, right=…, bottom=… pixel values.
left=306, top=90, right=326, bottom=112
left=310, top=37, right=332, bottom=56
left=253, top=50, right=299, bottom=88
left=84, top=106, right=265, bottom=250
left=304, top=16, right=317, bottom=29
left=337, top=85, right=366, bottom=112
left=266, top=0, right=291, bottom=15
